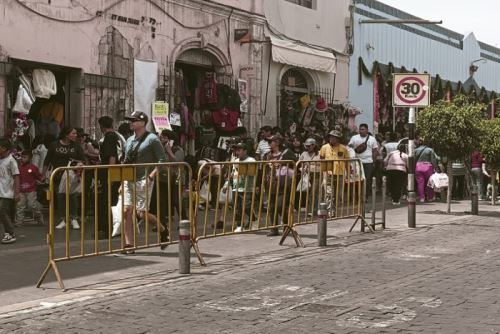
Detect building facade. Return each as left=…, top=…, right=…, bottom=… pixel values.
left=350, top=0, right=500, bottom=135
left=0, top=0, right=266, bottom=141
left=262, top=0, right=353, bottom=134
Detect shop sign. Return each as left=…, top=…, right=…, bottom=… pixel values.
left=393, top=73, right=431, bottom=107
left=239, top=66, right=256, bottom=79
left=151, top=101, right=171, bottom=132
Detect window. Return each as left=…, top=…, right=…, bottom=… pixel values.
left=285, top=0, right=315, bottom=9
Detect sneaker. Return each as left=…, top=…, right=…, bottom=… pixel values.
left=401, top=194, right=407, bottom=200
left=121, top=244, right=135, bottom=255
left=160, top=227, right=169, bottom=250
left=234, top=226, right=242, bottom=233
left=392, top=201, right=400, bottom=205
left=419, top=198, right=425, bottom=203
left=71, top=219, right=80, bottom=230
left=266, top=228, right=280, bottom=237
left=55, top=220, right=66, bottom=229
left=1, top=233, right=16, bottom=244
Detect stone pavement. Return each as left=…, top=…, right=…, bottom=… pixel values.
left=0, top=199, right=499, bottom=333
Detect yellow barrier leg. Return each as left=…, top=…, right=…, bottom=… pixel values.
left=279, top=225, right=305, bottom=248
left=36, top=260, right=66, bottom=291
left=192, top=238, right=206, bottom=266
left=349, top=215, right=374, bottom=233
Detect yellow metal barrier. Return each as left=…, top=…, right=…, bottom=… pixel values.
left=279, top=159, right=372, bottom=246
left=192, top=160, right=297, bottom=265
left=36, top=162, right=195, bottom=290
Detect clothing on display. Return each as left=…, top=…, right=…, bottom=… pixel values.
left=32, top=69, right=57, bottom=99
left=12, top=84, right=35, bottom=114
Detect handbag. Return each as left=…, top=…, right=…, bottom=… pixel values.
left=354, top=135, right=370, bottom=154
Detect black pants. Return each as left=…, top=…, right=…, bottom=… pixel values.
left=97, top=171, right=120, bottom=234
left=386, top=170, right=406, bottom=202
left=452, top=175, right=465, bottom=199
left=363, top=163, right=374, bottom=196
left=234, top=192, right=253, bottom=227
left=268, top=191, right=291, bottom=228
left=150, top=179, right=187, bottom=226
left=0, top=198, right=15, bottom=235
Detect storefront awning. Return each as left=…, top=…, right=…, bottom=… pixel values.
left=270, top=36, right=336, bottom=73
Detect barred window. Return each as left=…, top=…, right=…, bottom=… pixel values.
left=285, top=0, right=315, bottom=9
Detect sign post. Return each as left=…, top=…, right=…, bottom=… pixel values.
left=393, top=73, right=431, bottom=228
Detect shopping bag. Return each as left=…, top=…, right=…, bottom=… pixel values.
left=111, top=196, right=123, bottom=237
left=199, top=181, right=211, bottom=203
left=218, top=183, right=233, bottom=204
left=296, top=173, right=311, bottom=192
left=58, top=169, right=82, bottom=194
left=428, top=172, right=449, bottom=192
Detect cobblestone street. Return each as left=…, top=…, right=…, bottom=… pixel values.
left=2, top=210, right=500, bottom=333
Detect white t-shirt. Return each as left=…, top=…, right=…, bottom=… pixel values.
left=348, top=134, right=378, bottom=163
left=0, top=154, right=20, bottom=198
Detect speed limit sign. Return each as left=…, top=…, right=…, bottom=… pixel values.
left=393, top=73, right=431, bottom=107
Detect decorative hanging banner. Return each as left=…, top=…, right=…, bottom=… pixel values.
left=238, top=78, right=248, bottom=113
left=151, top=101, right=171, bottom=132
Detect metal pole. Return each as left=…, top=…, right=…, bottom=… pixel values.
left=471, top=184, right=479, bottom=215
left=382, top=176, right=387, bottom=229
left=371, top=176, right=376, bottom=227
left=179, top=220, right=191, bottom=274
left=317, top=202, right=327, bottom=246
left=408, top=107, right=416, bottom=228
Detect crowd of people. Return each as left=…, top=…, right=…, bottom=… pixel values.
left=0, top=110, right=498, bottom=245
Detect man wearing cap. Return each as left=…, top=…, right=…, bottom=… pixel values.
left=121, top=111, right=168, bottom=253
left=319, top=130, right=348, bottom=211
left=226, top=142, right=256, bottom=232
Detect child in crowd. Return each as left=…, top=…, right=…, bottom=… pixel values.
left=0, top=138, right=20, bottom=244
left=16, top=151, right=45, bottom=226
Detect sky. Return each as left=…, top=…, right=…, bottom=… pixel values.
left=378, top=0, right=500, bottom=47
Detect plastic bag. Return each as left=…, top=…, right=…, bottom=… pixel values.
left=428, top=172, right=449, bottom=192
left=199, top=181, right=210, bottom=203
left=58, top=169, right=82, bottom=194
left=219, top=183, right=233, bottom=204
left=12, top=84, right=34, bottom=114
left=111, top=196, right=123, bottom=237
left=296, top=173, right=310, bottom=192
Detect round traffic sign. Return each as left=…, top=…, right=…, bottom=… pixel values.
left=395, top=76, right=428, bottom=104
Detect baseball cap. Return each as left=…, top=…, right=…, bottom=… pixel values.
left=125, top=111, right=148, bottom=124
left=304, top=138, right=317, bottom=146
left=234, top=142, right=247, bottom=150
left=327, top=130, right=342, bottom=138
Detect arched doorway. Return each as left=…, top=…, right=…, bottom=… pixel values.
left=278, top=68, right=313, bottom=131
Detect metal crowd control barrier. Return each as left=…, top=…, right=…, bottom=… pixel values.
left=193, top=160, right=296, bottom=265
left=280, top=158, right=372, bottom=246
left=36, top=162, right=194, bottom=290
left=368, top=176, right=387, bottom=230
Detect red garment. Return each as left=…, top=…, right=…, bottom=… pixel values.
left=471, top=151, right=484, bottom=169
left=200, top=78, right=218, bottom=105
left=19, top=163, right=42, bottom=193
left=212, top=108, right=239, bottom=132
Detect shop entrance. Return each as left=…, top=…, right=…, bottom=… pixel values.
left=3, top=59, right=82, bottom=152
left=277, top=68, right=334, bottom=134
left=157, top=48, right=240, bottom=156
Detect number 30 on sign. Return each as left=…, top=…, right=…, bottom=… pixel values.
left=392, top=73, right=431, bottom=107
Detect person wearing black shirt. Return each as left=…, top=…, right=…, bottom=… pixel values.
left=97, top=116, right=121, bottom=239
left=42, top=127, right=85, bottom=230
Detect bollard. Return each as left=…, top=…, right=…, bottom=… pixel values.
left=471, top=184, right=479, bottom=215
left=317, top=202, right=328, bottom=246
left=371, top=177, right=376, bottom=228
left=407, top=191, right=416, bottom=228
left=179, top=220, right=191, bottom=274
left=381, top=176, right=387, bottom=229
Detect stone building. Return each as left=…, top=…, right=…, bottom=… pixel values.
left=0, top=0, right=352, bottom=147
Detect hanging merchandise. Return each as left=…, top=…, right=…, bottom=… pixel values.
left=169, top=109, right=182, bottom=127
left=373, top=73, right=380, bottom=134
left=18, top=72, right=36, bottom=103
left=12, top=84, right=34, bottom=114
left=38, top=101, right=64, bottom=138
left=32, top=69, right=57, bottom=99
left=346, top=104, right=362, bottom=133
left=300, top=94, right=311, bottom=109
left=212, top=107, right=239, bottom=132
left=11, top=113, right=30, bottom=142
left=200, top=72, right=218, bottom=106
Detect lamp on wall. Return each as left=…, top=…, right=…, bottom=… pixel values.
left=469, top=58, right=486, bottom=76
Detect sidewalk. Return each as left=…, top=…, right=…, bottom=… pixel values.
left=1, top=198, right=498, bottom=317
